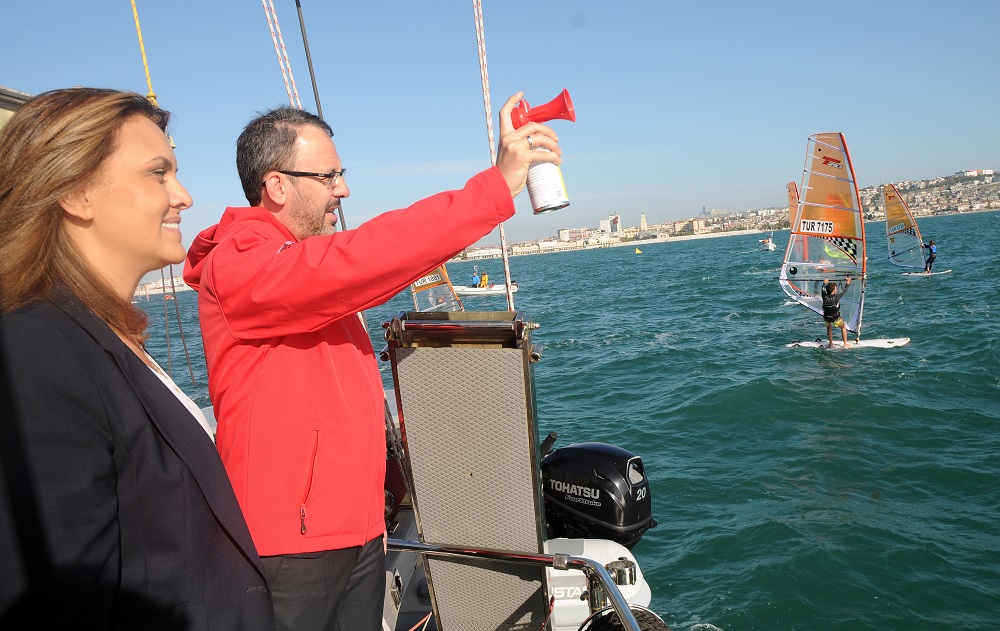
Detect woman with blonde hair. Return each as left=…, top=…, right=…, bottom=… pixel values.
left=0, top=88, right=274, bottom=629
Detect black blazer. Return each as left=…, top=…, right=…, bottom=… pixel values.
left=0, top=293, right=274, bottom=630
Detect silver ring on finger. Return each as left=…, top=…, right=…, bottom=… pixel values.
left=526, top=135, right=533, bottom=150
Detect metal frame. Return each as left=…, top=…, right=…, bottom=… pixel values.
left=386, top=538, right=642, bottom=631
left=383, top=310, right=551, bottom=630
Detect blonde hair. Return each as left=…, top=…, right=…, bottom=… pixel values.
left=0, top=88, right=171, bottom=343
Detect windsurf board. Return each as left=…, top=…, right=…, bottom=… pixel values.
left=786, top=337, right=911, bottom=349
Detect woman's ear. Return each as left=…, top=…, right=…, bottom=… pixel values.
left=59, top=188, right=95, bottom=221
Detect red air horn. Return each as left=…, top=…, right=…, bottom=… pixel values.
left=510, top=89, right=576, bottom=214
left=510, top=89, right=576, bottom=129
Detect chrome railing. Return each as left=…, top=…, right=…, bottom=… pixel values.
left=386, top=538, right=641, bottom=631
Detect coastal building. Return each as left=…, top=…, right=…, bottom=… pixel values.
left=465, top=246, right=503, bottom=260
left=620, top=225, right=641, bottom=240
left=609, top=214, right=621, bottom=237
left=134, top=275, right=194, bottom=297
left=560, top=227, right=589, bottom=242
left=510, top=242, right=541, bottom=255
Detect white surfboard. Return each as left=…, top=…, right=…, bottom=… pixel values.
left=786, top=337, right=911, bottom=349
left=901, top=269, right=952, bottom=276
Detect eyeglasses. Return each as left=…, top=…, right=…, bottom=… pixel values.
left=266, top=168, right=347, bottom=189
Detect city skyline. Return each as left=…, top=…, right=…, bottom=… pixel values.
left=487, top=167, right=999, bottom=247
left=3, top=1, right=998, bottom=252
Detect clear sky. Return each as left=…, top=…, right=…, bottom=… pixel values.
left=3, top=1, right=998, bottom=258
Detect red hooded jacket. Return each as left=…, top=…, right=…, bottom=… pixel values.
left=183, top=167, right=514, bottom=556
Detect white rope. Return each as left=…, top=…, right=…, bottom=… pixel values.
left=472, top=0, right=515, bottom=311
left=261, top=0, right=302, bottom=109
left=472, top=0, right=496, bottom=166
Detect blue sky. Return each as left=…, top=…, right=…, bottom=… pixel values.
left=4, top=1, right=998, bottom=255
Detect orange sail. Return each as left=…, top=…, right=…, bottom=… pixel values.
left=779, top=133, right=867, bottom=336
left=882, top=183, right=926, bottom=270
left=410, top=265, right=464, bottom=312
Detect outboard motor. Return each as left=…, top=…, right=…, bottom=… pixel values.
left=541, top=442, right=656, bottom=549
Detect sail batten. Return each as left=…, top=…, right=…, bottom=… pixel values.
left=779, top=133, right=867, bottom=338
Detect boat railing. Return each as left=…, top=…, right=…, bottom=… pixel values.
left=386, top=537, right=642, bottom=631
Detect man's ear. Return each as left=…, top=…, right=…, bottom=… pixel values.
left=58, top=188, right=95, bottom=221
left=261, top=173, right=288, bottom=206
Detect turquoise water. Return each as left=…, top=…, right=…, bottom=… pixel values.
left=143, top=211, right=1000, bottom=630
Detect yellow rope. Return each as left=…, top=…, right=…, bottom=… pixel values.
left=130, top=0, right=158, bottom=107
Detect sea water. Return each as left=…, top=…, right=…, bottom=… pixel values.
left=142, top=211, right=1000, bottom=630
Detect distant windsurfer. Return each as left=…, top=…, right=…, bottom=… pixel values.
left=822, top=276, right=852, bottom=349
left=923, top=240, right=937, bottom=273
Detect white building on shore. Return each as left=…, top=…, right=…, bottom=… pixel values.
left=135, top=276, right=194, bottom=297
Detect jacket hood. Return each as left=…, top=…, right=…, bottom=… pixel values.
left=184, top=206, right=293, bottom=290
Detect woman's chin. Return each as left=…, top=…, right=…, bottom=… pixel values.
left=153, top=246, right=187, bottom=270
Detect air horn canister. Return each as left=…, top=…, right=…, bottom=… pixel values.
left=510, top=89, right=576, bottom=214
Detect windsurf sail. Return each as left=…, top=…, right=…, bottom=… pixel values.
left=779, top=133, right=867, bottom=338
left=410, top=265, right=464, bottom=312
left=882, top=183, right=926, bottom=270
left=786, top=181, right=800, bottom=221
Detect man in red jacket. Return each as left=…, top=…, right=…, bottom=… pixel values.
left=183, top=93, right=560, bottom=631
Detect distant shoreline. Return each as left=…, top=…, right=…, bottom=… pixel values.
left=454, top=228, right=779, bottom=261
left=456, top=208, right=998, bottom=262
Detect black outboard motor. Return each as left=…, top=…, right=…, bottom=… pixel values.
left=541, top=442, right=656, bottom=549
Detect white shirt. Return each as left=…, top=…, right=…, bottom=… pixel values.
left=144, top=351, right=215, bottom=442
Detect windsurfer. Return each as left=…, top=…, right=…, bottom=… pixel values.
left=923, top=240, right=937, bottom=272
left=822, top=277, right=851, bottom=348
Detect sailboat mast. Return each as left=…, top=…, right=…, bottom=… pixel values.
left=840, top=134, right=866, bottom=341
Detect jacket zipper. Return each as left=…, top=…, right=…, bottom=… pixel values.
left=300, top=431, right=320, bottom=535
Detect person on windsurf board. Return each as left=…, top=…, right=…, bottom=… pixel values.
left=822, top=277, right=852, bottom=348
left=922, top=240, right=937, bottom=273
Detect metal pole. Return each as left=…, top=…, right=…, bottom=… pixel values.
left=294, top=0, right=323, bottom=120
left=293, top=0, right=347, bottom=231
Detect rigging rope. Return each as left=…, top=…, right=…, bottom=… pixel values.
left=132, top=2, right=196, bottom=384
left=159, top=269, right=173, bottom=376
left=130, top=0, right=158, bottom=107
left=166, top=266, right=198, bottom=385
left=472, top=1, right=515, bottom=311
left=261, top=0, right=303, bottom=109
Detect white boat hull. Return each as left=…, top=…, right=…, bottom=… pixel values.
left=453, top=283, right=518, bottom=296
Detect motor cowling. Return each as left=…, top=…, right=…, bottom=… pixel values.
left=541, top=442, right=656, bottom=549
